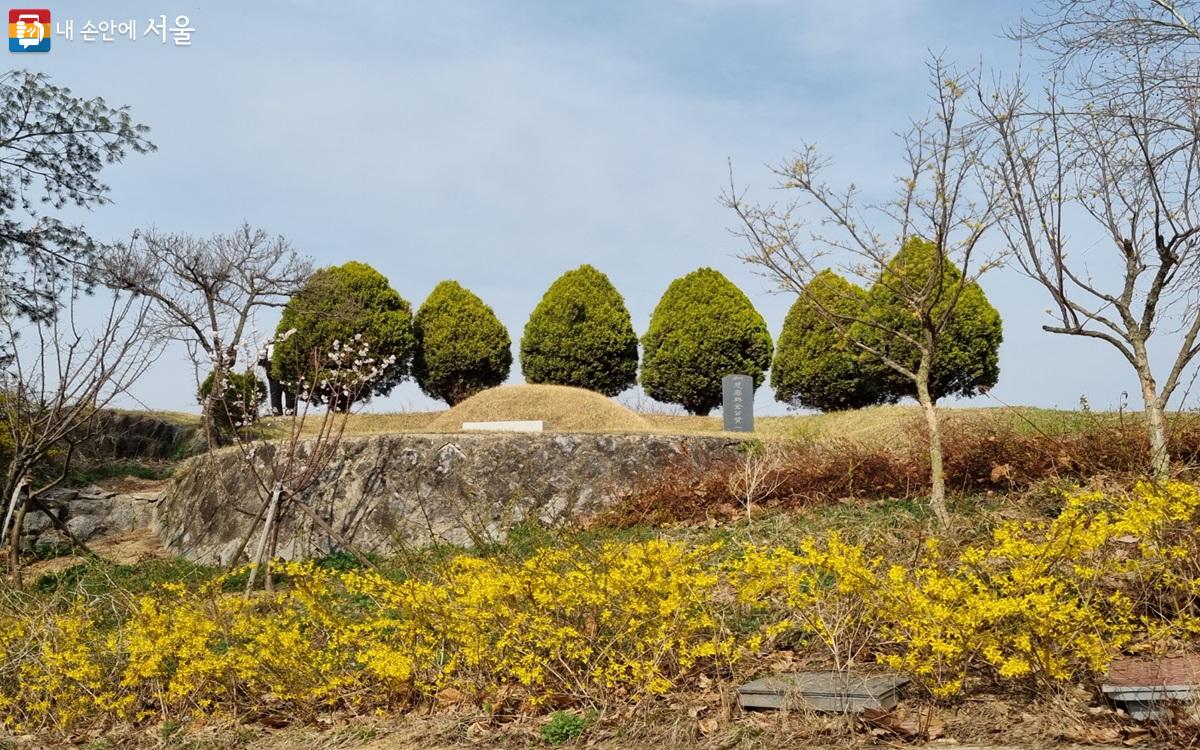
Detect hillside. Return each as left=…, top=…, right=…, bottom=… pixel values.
left=286, top=402, right=1150, bottom=445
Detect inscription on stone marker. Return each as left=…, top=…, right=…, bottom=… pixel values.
left=722, top=373, right=754, bottom=432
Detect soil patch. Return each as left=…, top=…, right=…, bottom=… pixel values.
left=23, top=529, right=170, bottom=579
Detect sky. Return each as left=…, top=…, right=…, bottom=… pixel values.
left=10, top=0, right=1192, bottom=416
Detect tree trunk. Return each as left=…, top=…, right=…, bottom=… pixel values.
left=916, top=358, right=950, bottom=527
left=1136, top=365, right=1171, bottom=480
left=265, top=506, right=282, bottom=593
left=202, top=353, right=234, bottom=447
left=245, top=481, right=282, bottom=596
left=1, top=468, right=26, bottom=547
left=8, top=494, right=28, bottom=579
left=201, top=379, right=220, bottom=449
left=3, top=467, right=31, bottom=580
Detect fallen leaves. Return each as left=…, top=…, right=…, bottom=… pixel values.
left=1062, top=719, right=1151, bottom=746
left=436, top=687, right=464, bottom=704
left=862, top=707, right=946, bottom=741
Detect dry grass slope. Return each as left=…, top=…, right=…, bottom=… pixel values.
left=333, top=403, right=927, bottom=440
left=637, top=404, right=926, bottom=441
left=334, top=401, right=1127, bottom=443
left=427, top=384, right=651, bottom=432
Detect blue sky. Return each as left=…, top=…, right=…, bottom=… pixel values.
left=12, top=0, right=1186, bottom=415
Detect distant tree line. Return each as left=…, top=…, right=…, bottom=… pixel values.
left=0, top=64, right=1012, bottom=556
left=246, top=253, right=1000, bottom=419
left=22, top=0, right=1200, bottom=538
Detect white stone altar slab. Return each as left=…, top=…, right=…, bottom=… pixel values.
left=461, top=420, right=545, bottom=433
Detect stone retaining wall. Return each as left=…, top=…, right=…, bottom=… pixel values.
left=156, top=433, right=744, bottom=565
left=22, top=484, right=163, bottom=554
left=88, top=411, right=201, bottom=460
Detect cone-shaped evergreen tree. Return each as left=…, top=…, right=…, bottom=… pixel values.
left=641, top=268, right=773, bottom=415
left=413, top=281, right=512, bottom=405
left=272, top=261, right=414, bottom=402
left=865, top=238, right=1003, bottom=402
left=773, top=270, right=896, bottom=411
left=520, top=265, right=639, bottom=396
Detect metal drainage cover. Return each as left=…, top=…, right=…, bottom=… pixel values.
left=736, top=672, right=910, bottom=713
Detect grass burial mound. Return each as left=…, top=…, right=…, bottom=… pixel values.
left=427, top=383, right=650, bottom=432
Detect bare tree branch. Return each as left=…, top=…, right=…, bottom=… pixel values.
left=98, top=224, right=312, bottom=444
left=724, top=56, right=1004, bottom=524
left=979, top=41, right=1200, bottom=477
left=0, top=259, right=158, bottom=578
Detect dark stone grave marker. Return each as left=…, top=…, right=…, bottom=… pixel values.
left=722, top=373, right=753, bottom=432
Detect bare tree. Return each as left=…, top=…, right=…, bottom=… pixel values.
left=221, top=336, right=397, bottom=594
left=100, top=224, right=312, bottom=443
left=725, top=59, right=1002, bottom=525
left=726, top=442, right=787, bottom=524
left=0, top=259, right=157, bottom=577
left=1016, top=1, right=1200, bottom=79
left=980, top=54, right=1200, bottom=478
left=1015, top=2, right=1200, bottom=148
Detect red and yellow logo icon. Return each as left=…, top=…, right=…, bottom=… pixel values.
left=9, top=9, right=50, bottom=52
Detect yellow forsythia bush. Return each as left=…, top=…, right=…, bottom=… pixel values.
left=339, top=540, right=738, bottom=698
left=1, top=482, right=1198, bottom=733
left=0, top=540, right=739, bottom=732
left=732, top=481, right=1200, bottom=697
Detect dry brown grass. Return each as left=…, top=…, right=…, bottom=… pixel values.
left=328, top=401, right=1145, bottom=444
left=606, top=411, right=1200, bottom=527
left=297, top=410, right=442, bottom=435
left=426, top=384, right=652, bottom=432
left=119, top=388, right=1190, bottom=450
left=12, top=687, right=1163, bottom=749
left=638, top=404, right=929, bottom=441
left=107, top=408, right=202, bottom=427
left=327, top=401, right=937, bottom=440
